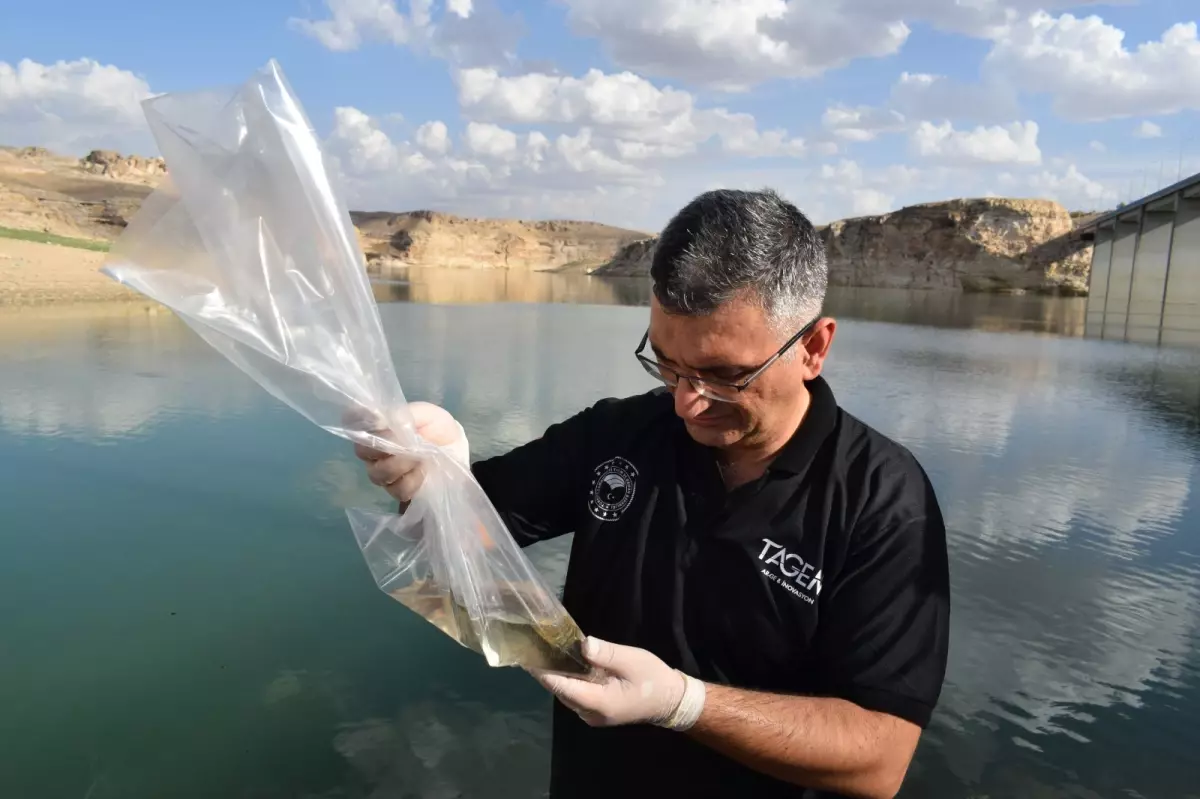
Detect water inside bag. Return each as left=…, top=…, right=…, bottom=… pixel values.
left=391, top=578, right=592, bottom=676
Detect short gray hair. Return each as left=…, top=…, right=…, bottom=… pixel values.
left=650, top=188, right=827, bottom=332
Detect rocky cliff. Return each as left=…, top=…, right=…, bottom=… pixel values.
left=351, top=209, right=650, bottom=272
left=0, top=146, right=648, bottom=271
left=79, top=149, right=167, bottom=183
left=593, top=237, right=656, bottom=277
left=0, top=146, right=159, bottom=242
left=1, top=144, right=1093, bottom=293
left=593, top=198, right=1094, bottom=295
left=822, top=198, right=1091, bottom=294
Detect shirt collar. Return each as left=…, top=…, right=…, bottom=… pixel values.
left=767, top=374, right=839, bottom=475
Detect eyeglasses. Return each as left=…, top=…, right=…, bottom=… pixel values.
left=634, top=317, right=819, bottom=402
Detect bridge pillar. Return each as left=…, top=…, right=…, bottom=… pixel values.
left=1102, top=211, right=1142, bottom=339
left=1127, top=196, right=1177, bottom=344
left=1163, top=191, right=1200, bottom=347
left=1085, top=225, right=1113, bottom=337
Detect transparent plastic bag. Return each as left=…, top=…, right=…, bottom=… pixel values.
left=101, top=60, right=590, bottom=676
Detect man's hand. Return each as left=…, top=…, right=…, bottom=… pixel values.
left=531, top=636, right=919, bottom=799
left=353, top=401, right=469, bottom=503
left=528, top=636, right=706, bottom=730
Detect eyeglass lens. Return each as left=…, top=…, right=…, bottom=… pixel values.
left=637, top=358, right=740, bottom=402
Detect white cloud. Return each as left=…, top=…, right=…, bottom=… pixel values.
left=818, top=70, right=1022, bottom=154
left=557, top=0, right=910, bottom=90
left=705, top=109, right=806, bottom=157
left=793, top=151, right=1119, bottom=224
left=811, top=159, right=926, bottom=219
left=554, top=128, right=644, bottom=176
left=911, top=120, right=1042, bottom=166
left=554, top=0, right=1103, bottom=89
left=290, top=0, right=521, bottom=67
left=843, top=157, right=1120, bottom=218
left=0, top=57, right=155, bottom=154
left=463, top=121, right=518, bottom=159
left=455, top=67, right=804, bottom=159
left=851, top=188, right=895, bottom=216
left=289, top=0, right=417, bottom=50
left=995, top=161, right=1116, bottom=209
left=325, top=105, right=658, bottom=226
left=819, top=159, right=866, bottom=185
left=456, top=67, right=693, bottom=128
left=985, top=12, right=1200, bottom=121
left=1023, top=163, right=1117, bottom=209
left=859, top=0, right=1103, bottom=39
left=1133, top=120, right=1163, bottom=139
left=889, top=71, right=1020, bottom=124
left=1089, top=140, right=1106, bottom=152
left=821, top=104, right=906, bottom=142
left=613, top=140, right=695, bottom=160
left=415, top=120, right=451, bottom=154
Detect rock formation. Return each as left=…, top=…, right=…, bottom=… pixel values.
left=821, top=198, right=1091, bottom=295
left=593, top=198, right=1094, bottom=295
left=351, top=209, right=650, bottom=272
left=15, top=146, right=52, bottom=160
left=1, top=144, right=1096, bottom=294
left=79, top=149, right=167, bottom=182
left=592, top=237, right=656, bottom=278
left=0, top=146, right=160, bottom=242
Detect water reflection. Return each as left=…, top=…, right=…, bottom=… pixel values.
left=0, top=304, right=261, bottom=440
left=372, top=268, right=1090, bottom=337
left=824, top=322, right=1200, bottom=796
left=821, top=286, right=1089, bottom=337
left=371, top=266, right=650, bottom=308
left=371, top=301, right=652, bottom=455
left=324, top=699, right=552, bottom=799
left=1089, top=348, right=1200, bottom=443
left=832, top=325, right=1197, bottom=555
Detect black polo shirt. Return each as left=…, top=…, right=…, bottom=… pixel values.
left=470, top=376, right=950, bottom=798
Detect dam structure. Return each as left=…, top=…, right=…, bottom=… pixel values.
left=1079, top=171, right=1200, bottom=347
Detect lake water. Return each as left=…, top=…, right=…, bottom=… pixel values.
left=2, top=268, right=1198, bottom=799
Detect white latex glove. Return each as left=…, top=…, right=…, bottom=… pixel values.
left=353, top=401, right=469, bottom=503
left=529, top=636, right=707, bottom=730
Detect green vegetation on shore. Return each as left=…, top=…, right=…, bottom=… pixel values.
left=0, top=226, right=110, bottom=253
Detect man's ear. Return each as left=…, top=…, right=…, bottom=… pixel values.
left=800, top=318, right=837, bottom=380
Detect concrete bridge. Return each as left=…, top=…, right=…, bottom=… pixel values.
left=1078, top=172, right=1200, bottom=347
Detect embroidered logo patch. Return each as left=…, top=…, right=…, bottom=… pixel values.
left=588, top=456, right=639, bottom=521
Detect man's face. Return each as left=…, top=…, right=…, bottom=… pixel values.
left=645, top=293, right=835, bottom=450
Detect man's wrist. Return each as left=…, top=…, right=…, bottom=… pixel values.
left=657, top=671, right=706, bottom=731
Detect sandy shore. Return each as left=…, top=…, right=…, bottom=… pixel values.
left=0, top=237, right=148, bottom=306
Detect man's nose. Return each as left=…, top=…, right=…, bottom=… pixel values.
left=672, top=377, right=711, bottom=418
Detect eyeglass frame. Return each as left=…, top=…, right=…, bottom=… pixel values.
left=634, top=316, right=820, bottom=400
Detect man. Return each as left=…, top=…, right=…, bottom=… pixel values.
left=355, top=188, right=951, bottom=799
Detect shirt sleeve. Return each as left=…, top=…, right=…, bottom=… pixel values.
left=813, top=472, right=951, bottom=729
left=468, top=401, right=603, bottom=548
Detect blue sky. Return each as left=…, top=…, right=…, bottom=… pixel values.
left=2, top=0, right=1199, bottom=230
